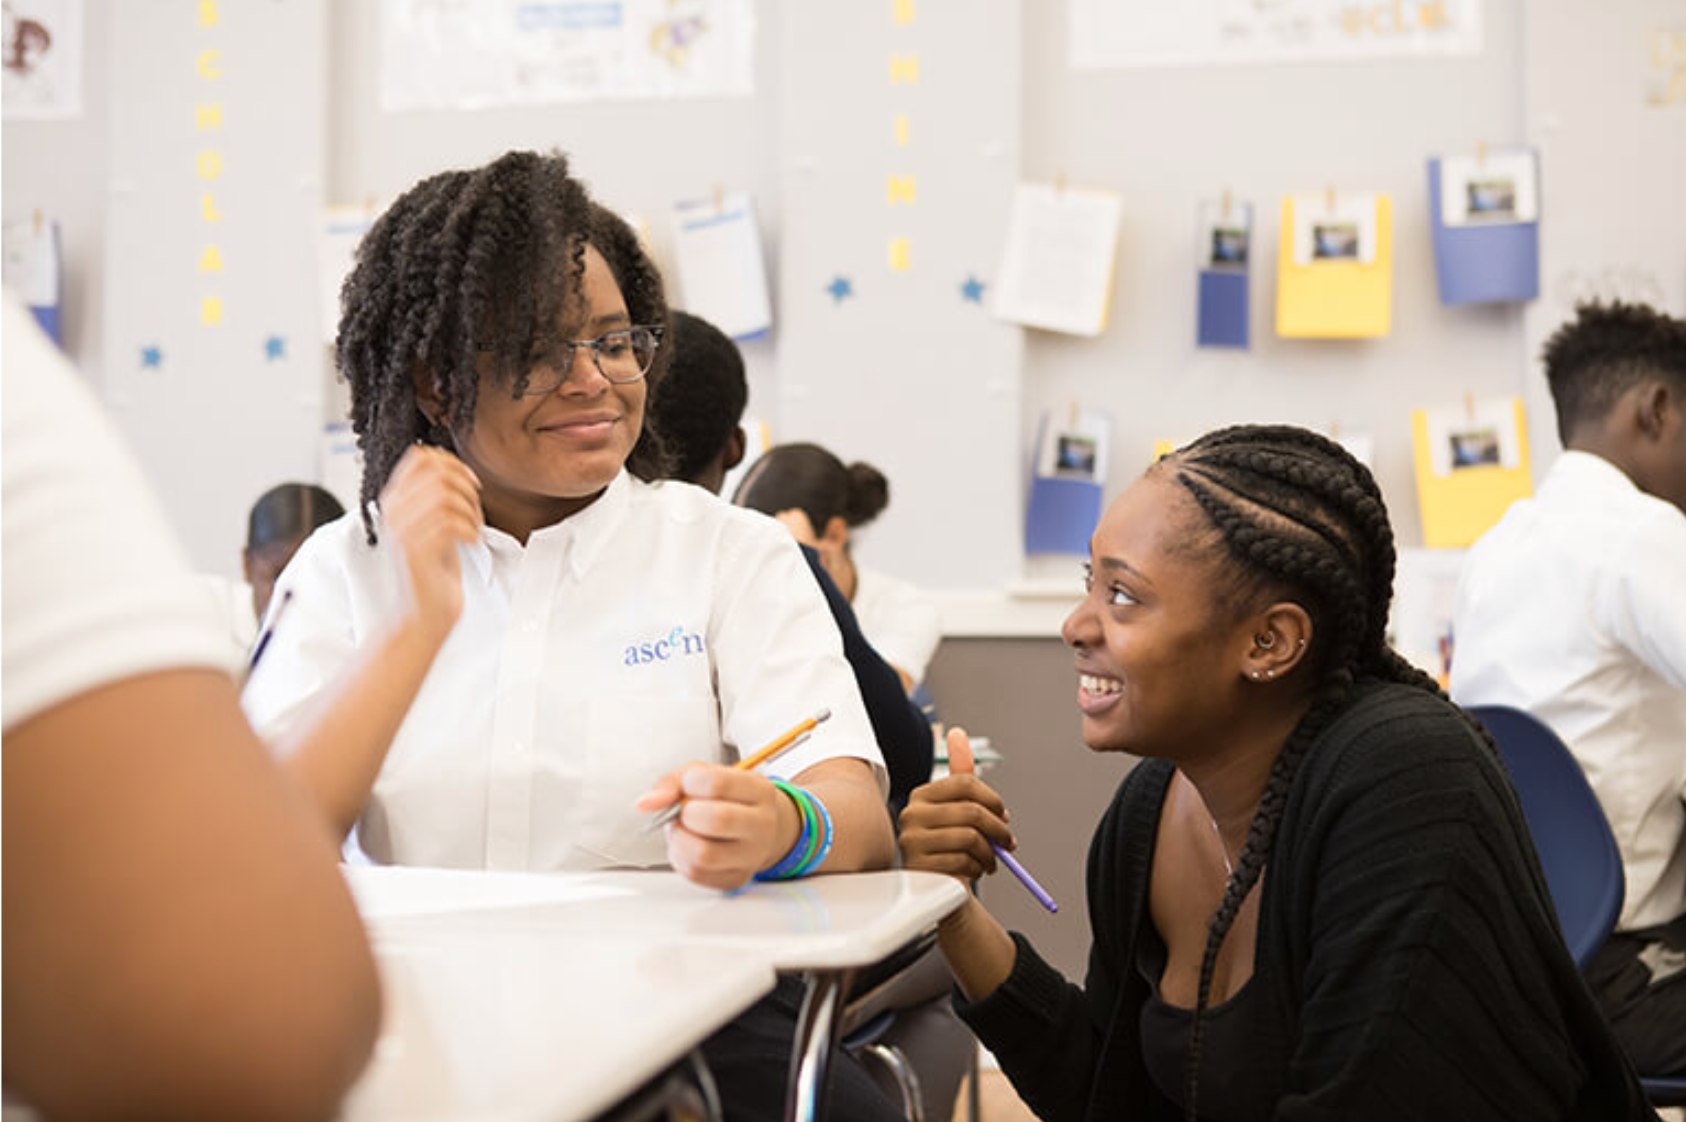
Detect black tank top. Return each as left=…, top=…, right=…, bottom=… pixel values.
left=1136, top=921, right=1277, bottom=1121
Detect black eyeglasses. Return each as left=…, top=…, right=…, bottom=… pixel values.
left=477, top=325, right=663, bottom=393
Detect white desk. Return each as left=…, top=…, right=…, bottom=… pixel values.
left=344, top=868, right=967, bottom=1122
left=343, top=930, right=773, bottom=1122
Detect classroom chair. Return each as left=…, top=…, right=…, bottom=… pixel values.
left=1466, top=705, right=1685, bottom=1107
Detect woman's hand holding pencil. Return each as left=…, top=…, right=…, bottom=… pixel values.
left=634, top=710, right=830, bottom=892
left=897, top=727, right=1057, bottom=913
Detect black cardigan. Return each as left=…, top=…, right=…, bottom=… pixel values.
left=957, top=682, right=1656, bottom=1121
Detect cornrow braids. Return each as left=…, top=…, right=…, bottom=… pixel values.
left=1165, top=424, right=1493, bottom=1121
left=335, top=149, right=672, bottom=544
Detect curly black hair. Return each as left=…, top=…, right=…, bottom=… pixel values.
left=1161, top=424, right=1497, bottom=1122
left=645, top=310, right=748, bottom=484
left=1543, top=301, right=1686, bottom=444
left=335, top=149, right=672, bottom=543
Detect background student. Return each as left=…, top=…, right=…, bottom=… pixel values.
left=1452, top=300, right=1686, bottom=1076
left=239, top=150, right=902, bottom=1121
left=735, top=443, right=942, bottom=693
left=647, top=309, right=934, bottom=809
left=198, top=482, right=348, bottom=669
left=1, top=293, right=381, bottom=1121
left=245, top=482, right=346, bottom=623
left=899, top=424, right=1655, bottom=1120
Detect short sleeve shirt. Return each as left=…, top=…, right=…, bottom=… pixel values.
left=242, top=473, right=887, bottom=871
left=2, top=294, right=230, bottom=731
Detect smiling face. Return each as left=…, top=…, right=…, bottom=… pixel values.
left=443, top=244, right=645, bottom=537
left=1060, top=470, right=1260, bottom=760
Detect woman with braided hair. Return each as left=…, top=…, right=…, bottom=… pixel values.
left=243, top=150, right=902, bottom=1120
left=899, top=424, right=1654, bottom=1120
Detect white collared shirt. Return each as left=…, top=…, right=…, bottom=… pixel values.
left=851, top=567, right=942, bottom=688
left=1450, top=450, right=1686, bottom=931
left=243, top=472, right=885, bottom=872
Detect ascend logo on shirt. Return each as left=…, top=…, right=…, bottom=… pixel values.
left=624, top=625, right=707, bottom=667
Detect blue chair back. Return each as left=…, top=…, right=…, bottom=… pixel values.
left=1466, top=705, right=1625, bottom=969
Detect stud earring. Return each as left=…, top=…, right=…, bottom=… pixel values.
left=1251, top=670, right=1263, bottom=680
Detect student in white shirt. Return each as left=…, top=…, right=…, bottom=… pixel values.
left=1451, top=300, right=1686, bottom=1076
left=240, top=151, right=900, bottom=1120
left=2, top=293, right=380, bottom=1120
left=734, top=443, right=942, bottom=692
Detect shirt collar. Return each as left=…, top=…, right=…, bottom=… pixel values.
left=466, top=470, right=635, bottom=584
left=1546, top=449, right=1641, bottom=497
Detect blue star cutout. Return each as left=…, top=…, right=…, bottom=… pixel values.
left=825, top=276, right=853, bottom=304
left=960, top=276, right=987, bottom=303
left=264, top=335, right=286, bottom=361
left=140, top=346, right=163, bottom=369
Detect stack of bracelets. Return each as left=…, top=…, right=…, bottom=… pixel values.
left=754, top=778, right=835, bottom=881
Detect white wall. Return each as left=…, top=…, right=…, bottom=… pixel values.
left=5, top=1, right=1683, bottom=582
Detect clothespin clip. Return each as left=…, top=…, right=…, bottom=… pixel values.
left=712, top=183, right=724, bottom=213
left=1476, top=140, right=1487, bottom=168
left=1069, top=399, right=1080, bottom=429
left=1464, top=390, right=1476, bottom=422
left=1326, top=184, right=1337, bottom=213
left=32, top=208, right=42, bottom=235
left=1221, top=187, right=1233, bottom=219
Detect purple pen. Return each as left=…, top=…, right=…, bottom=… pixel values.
left=993, top=843, right=1058, bottom=913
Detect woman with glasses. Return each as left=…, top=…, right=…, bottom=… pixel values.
left=242, top=151, right=901, bottom=1120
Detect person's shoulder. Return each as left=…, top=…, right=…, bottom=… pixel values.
left=1305, top=682, right=1497, bottom=798
left=633, top=477, right=793, bottom=547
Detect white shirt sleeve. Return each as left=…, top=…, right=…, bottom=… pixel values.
left=1, top=295, right=231, bottom=731
left=239, top=519, right=367, bottom=747
left=710, top=519, right=888, bottom=794
left=1602, top=505, right=1686, bottom=692
left=852, top=568, right=943, bottom=687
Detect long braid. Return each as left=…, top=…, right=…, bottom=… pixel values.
left=1165, top=425, right=1494, bottom=1121
left=336, top=150, right=672, bottom=545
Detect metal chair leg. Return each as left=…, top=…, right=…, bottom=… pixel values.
left=859, top=1041, right=925, bottom=1122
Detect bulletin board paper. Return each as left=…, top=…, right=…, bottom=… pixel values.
left=1410, top=397, right=1532, bottom=548
left=992, top=183, right=1122, bottom=337
left=1276, top=194, right=1393, bottom=338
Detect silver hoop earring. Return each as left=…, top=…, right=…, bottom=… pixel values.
left=1255, top=633, right=1276, bottom=650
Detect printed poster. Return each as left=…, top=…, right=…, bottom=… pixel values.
left=380, top=0, right=755, bottom=111
left=1069, top=0, right=1484, bottom=70
left=2, top=0, right=82, bottom=119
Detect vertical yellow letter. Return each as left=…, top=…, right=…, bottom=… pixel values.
left=199, top=0, right=220, bottom=27
left=201, top=193, right=224, bottom=222
left=196, top=150, right=224, bottom=181
left=195, top=103, right=223, bottom=130
left=200, top=296, right=224, bottom=325
left=888, top=238, right=911, bottom=272
left=892, top=0, right=915, bottom=25
left=886, top=175, right=918, bottom=205
left=889, top=54, right=919, bottom=84
left=198, top=245, right=225, bottom=273
left=893, top=114, right=910, bottom=147
left=196, top=50, right=222, bottom=80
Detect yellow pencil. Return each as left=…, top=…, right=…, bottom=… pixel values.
left=642, top=708, right=832, bottom=832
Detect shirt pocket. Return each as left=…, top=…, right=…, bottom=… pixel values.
left=576, top=692, right=721, bottom=868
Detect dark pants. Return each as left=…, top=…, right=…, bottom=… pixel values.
left=700, top=974, right=907, bottom=1122
left=1586, top=910, right=1686, bottom=1076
